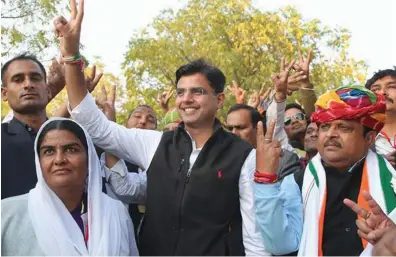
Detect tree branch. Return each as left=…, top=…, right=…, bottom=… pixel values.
left=1, top=13, right=30, bottom=19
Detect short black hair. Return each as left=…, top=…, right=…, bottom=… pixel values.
left=1, top=53, right=47, bottom=87
left=37, top=119, right=88, bottom=156
left=285, top=103, right=306, bottom=114
left=175, top=58, right=225, bottom=93
left=365, top=67, right=396, bottom=89
left=227, top=104, right=266, bottom=129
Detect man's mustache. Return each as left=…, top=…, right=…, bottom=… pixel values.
left=324, top=140, right=342, bottom=148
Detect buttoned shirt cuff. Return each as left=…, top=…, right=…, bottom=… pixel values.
left=100, top=152, right=128, bottom=181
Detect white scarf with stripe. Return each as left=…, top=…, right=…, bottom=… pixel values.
left=298, top=150, right=396, bottom=256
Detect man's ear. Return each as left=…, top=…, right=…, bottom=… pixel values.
left=366, top=130, right=377, bottom=147
left=216, top=92, right=225, bottom=109
left=1, top=87, right=8, bottom=102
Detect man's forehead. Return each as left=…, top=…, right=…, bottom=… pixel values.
left=132, top=106, right=155, bottom=116
left=372, top=75, right=396, bottom=86
left=285, top=108, right=303, bottom=116
left=177, top=73, right=210, bottom=88
left=321, top=119, right=360, bottom=126
left=7, top=59, right=43, bottom=75
left=307, top=122, right=318, bottom=129
left=227, top=109, right=251, bottom=124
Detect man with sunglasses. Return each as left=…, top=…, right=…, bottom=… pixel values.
left=284, top=103, right=309, bottom=156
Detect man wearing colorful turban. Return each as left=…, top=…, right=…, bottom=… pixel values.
left=254, top=85, right=396, bottom=256
left=297, top=85, right=396, bottom=256
left=311, top=85, right=386, bottom=132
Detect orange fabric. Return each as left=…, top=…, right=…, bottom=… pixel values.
left=317, top=163, right=370, bottom=255
left=357, top=162, right=370, bottom=248
left=318, top=188, right=327, bottom=256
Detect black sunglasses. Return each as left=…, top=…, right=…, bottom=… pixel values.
left=284, top=113, right=306, bottom=126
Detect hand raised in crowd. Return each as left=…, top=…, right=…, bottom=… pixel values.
left=256, top=119, right=282, bottom=175
left=158, top=87, right=174, bottom=113
left=287, top=49, right=313, bottom=94
left=96, top=84, right=117, bottom=122
left=227, top=80, right=246, bottom=104
left=272, top=58, right=295, bottom=102
left=344, top=191, right=396, bottom=244
left=47, top=58, right=66, bottom=100
left=247, top=86, right=271, bottom=109
left=86, top=65, right=103, bottom=93
left=53, top=0, right=83, bottom=57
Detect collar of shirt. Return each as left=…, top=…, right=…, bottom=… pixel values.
left=375, top=132, right=395, bottom=155
left=12, top=117, right=48, bottom=134
left=322, top=155, right=366, bottom=174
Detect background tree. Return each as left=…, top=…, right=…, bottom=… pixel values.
left=1, top=0, right=67, bottom=60
left=123, top=0, right=367, bottom=123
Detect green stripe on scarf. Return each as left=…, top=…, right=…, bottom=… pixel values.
left=309, top=161, right=319, bottom=187
left=377, top=154, right=396, bottom=214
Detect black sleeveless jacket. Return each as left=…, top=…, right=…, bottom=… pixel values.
left=139, top=120, right=253, bottom=255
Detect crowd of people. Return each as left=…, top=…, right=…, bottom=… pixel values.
left=1, top=0, right=396, bottom=255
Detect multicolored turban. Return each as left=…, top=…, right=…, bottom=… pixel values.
left=311, top=85, right=386, bottom=132
left=161, top=107, right=181, bottom=127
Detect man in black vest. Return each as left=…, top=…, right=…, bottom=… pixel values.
left=57, top=2, right=267, bottom=254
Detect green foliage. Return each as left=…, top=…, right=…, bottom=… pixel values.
left=1, top=0, right=65, bottom=60
left=123, top=0, right=367, bottom=123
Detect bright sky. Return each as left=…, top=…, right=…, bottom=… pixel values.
left=81, top=0, right=396, bottom=79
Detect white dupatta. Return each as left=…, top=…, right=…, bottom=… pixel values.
left=28, top=118, right=138, bottom=256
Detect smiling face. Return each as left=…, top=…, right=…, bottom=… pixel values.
left=175, top=73, right=224, bottom=128
left=284, top=108, right=307, bottom=140
left=1, top=59, right=49, bottom=114
left=39, top=129, right=88, bottom=190
left=126, top=106, right=157, bottom=130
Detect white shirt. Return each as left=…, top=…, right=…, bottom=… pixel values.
left=375, top=131, right=395, bottom=155
left=265, top=95, right=296, bottom=154
left=2, top=111, right=13, bottom=123
left=69, top=93, right=269, bottom=256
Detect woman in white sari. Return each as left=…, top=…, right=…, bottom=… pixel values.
left=1, top=118, right=138, bottom=256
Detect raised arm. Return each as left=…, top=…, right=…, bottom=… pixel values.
left=267, top=58, right=296, bottom=153
left=287, top=49, right=316, bottom=118
left=53, top=0, right=161, bottom=169
left=254, top=120, right=303, bottom=254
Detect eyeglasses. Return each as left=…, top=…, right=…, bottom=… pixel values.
left=176, top=87, right=210, bottom=97
left=284, top=113, right=306, bottom=126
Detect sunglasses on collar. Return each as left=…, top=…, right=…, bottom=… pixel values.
left=284, top=113, right=306, bottom=126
